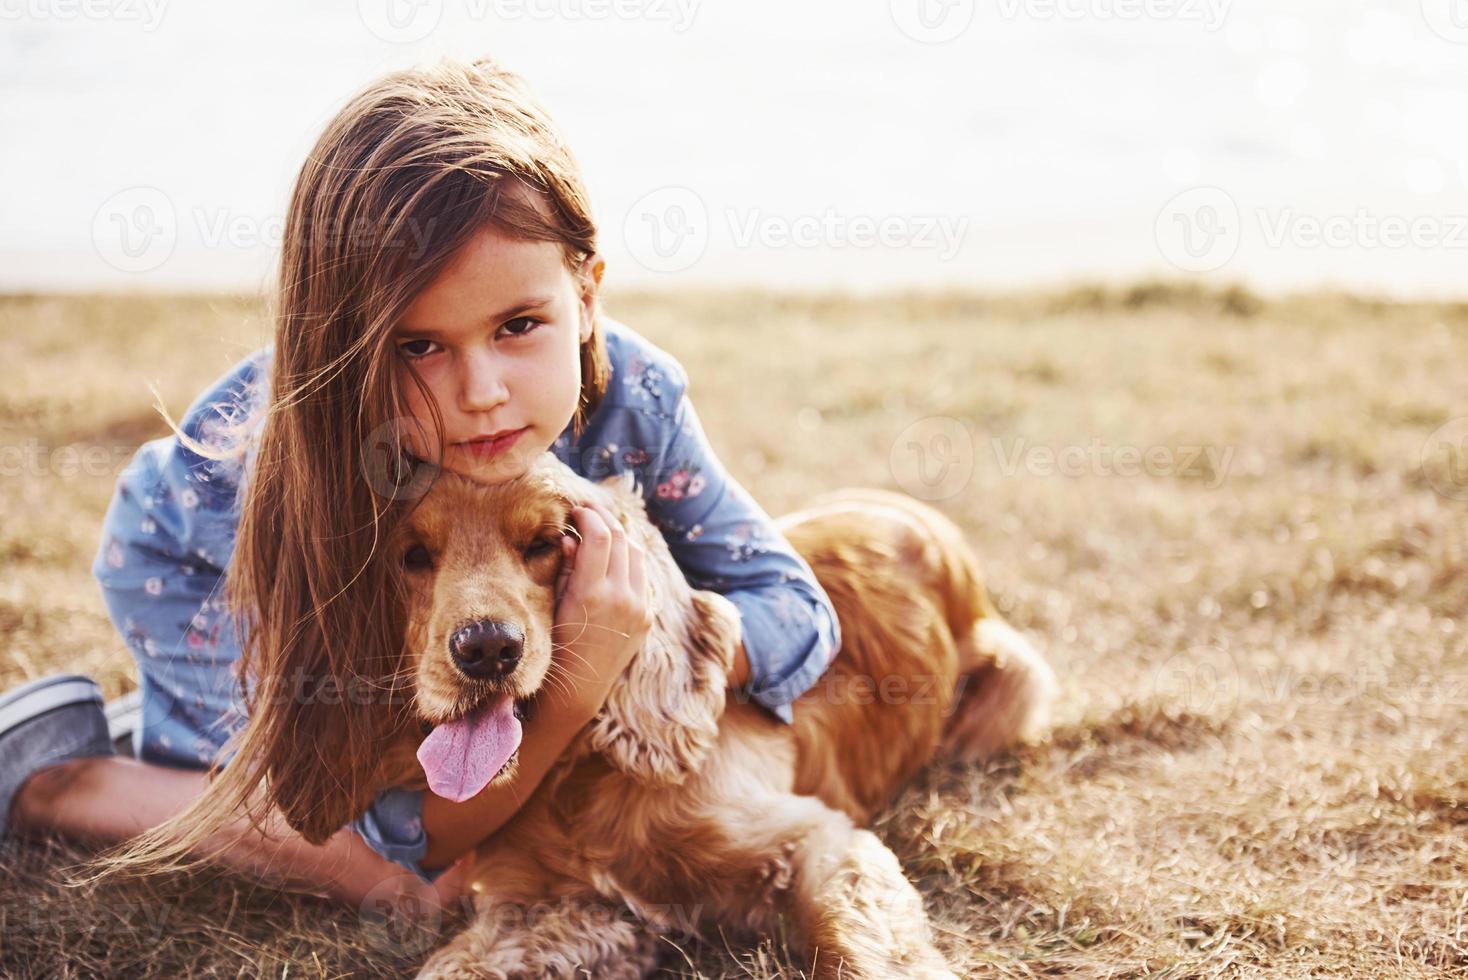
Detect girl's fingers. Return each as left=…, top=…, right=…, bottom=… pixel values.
left=627, top=539, right=647, bottom=613
left=582, top=499, right=619, bottom=533
left=580, top=501, right=626, bottom=582
left=567, top=499, right=648, bottom=616
left=555, top=535, right=576, bottom=601
left=570, top=506, right=612, bottom=583
left=603, top=507, right=629, bottom=589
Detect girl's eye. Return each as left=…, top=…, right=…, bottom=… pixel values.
left=397, top=319, right=539, bottom=359
left=403, top=544, right=434, bottom=571
left=398, top=339, right=439, bottom=360
left=523, top=536, right=557, bottom=560
left=501, top=317, right=543, bottom=339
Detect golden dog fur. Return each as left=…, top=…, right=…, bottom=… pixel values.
left=380, top=455, right=1057, bottom=978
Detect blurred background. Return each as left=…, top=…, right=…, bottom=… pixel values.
left=4, top=0, right=1467, bottom=298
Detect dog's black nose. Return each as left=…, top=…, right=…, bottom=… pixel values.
left=449, top=620, right=523, bottom=681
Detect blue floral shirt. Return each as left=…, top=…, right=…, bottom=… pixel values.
left=91, top=316, right=841, bottom=882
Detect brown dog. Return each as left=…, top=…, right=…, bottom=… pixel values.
left=385, top=455, right=1056, bottom=979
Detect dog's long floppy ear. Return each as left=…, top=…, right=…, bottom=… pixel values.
left=587, top=586, right=740, bottom=785
left=574, top=471, right=742, bottom=785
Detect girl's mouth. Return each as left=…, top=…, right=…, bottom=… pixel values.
left=456, top=427, right=527, bottom=459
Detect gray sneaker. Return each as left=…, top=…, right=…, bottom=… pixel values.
left=104, top=687, right=142, bottom=758
left=0, top=673, right=116, bottom=838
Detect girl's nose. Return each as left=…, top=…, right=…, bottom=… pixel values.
left=458, top=346, right=510, bottom=413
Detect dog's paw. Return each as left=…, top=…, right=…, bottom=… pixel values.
left=414, top=929, right=514, bottom=980
left=758, top=840, right=797, bottom=897
left=416, top=950, right=509, bottom=980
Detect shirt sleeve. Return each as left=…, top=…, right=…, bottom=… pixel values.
left=638, top=383, right=842, bottom=726
left=348, top=787, right=447, bottom=884
left=90, top=348, right=445, bottom=882
left=90, top=351, right=268, bottom=763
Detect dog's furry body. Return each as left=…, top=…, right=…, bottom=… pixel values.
left=389, top=459, right=1057, bottom=979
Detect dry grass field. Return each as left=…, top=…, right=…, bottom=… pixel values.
left=1, top=283, right=1465, bottom=977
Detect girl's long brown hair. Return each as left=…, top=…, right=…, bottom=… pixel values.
left=78, top=54, right=612, bottom=883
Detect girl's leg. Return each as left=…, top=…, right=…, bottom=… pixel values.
left=10, top=755, right=469, bottom=913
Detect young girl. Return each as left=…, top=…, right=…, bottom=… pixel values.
left=0, top=56, right=840, bottom=913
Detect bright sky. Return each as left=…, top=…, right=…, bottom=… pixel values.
left=3, top=0, right=1466, bottom=298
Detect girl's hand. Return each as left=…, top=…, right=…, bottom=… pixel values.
left=548, top=500, right=652, bottom=720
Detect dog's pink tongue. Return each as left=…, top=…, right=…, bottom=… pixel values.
left=416, top=695, right=522, bottom=802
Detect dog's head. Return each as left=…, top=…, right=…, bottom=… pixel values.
left=394, top=453, right=741, bottom=803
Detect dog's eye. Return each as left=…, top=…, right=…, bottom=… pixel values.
left=402, top=544, right=433, bottom=571
left=523, top=537, right=558, bottom=560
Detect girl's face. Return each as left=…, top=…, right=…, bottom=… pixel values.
left=392, top=223, right=599, bottom=485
